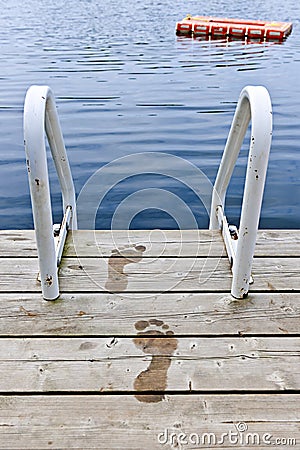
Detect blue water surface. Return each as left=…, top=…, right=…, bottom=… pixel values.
left=0, top=0, right=299, bottom=229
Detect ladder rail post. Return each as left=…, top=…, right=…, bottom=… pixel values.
left=209, top=96, right=250, bottom=228
left=44, top=92, right=77, bottom=227
left=209, top=86, right=272, bottom=298
left=24, top=85, right=77, bottom=300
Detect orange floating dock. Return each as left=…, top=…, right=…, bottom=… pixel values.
left=176, top=15, right=293, bottom=41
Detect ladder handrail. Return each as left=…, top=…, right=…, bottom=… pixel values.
left=24, top=85, right=77, bottom=300
left=209, top=85, right=272, bottom=298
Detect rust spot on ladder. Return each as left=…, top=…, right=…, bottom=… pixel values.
left=45, top=275, right=53, bottom=286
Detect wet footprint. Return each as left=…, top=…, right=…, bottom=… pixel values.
left=133, top=319, right=178, bottom=403
left=105, top=245, right=146, bottom=293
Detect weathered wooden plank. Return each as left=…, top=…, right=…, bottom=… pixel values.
left=0, top=292, right=299, bottom=336
left=67, top=229, right=225, bottom=258
left=0, top=229, right=223, bottom=257
left=1, top=229, right=300, bottom=257
left=0, top=337, right=299, bottom=392
left=0, top=256, right=299, bottom=292
left=255, top=229, right=300, bottom=256
left=0, top=230, right=37, bottom=257
left=60, top=255, right=230, bottom=292
left=0, top=394, right=298, bottom=449
left=67, top=229, right=300, bottom=258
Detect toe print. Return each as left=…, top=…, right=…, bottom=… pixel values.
left=133, top=320, right=178, bottom=403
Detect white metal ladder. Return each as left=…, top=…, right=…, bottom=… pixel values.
left=24, top=86, right=77, bottom=300
left=23, top=85, right=272, bottom=300
left=209, top=85, right=272, bottom=298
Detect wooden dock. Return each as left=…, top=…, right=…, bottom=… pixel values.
left=0, top=229, right=300, bottom=449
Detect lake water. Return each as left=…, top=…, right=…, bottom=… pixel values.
left=0, top=0, right=299, bottom=229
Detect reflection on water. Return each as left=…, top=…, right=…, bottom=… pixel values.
left=0, top=0, right=299, bottom=229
